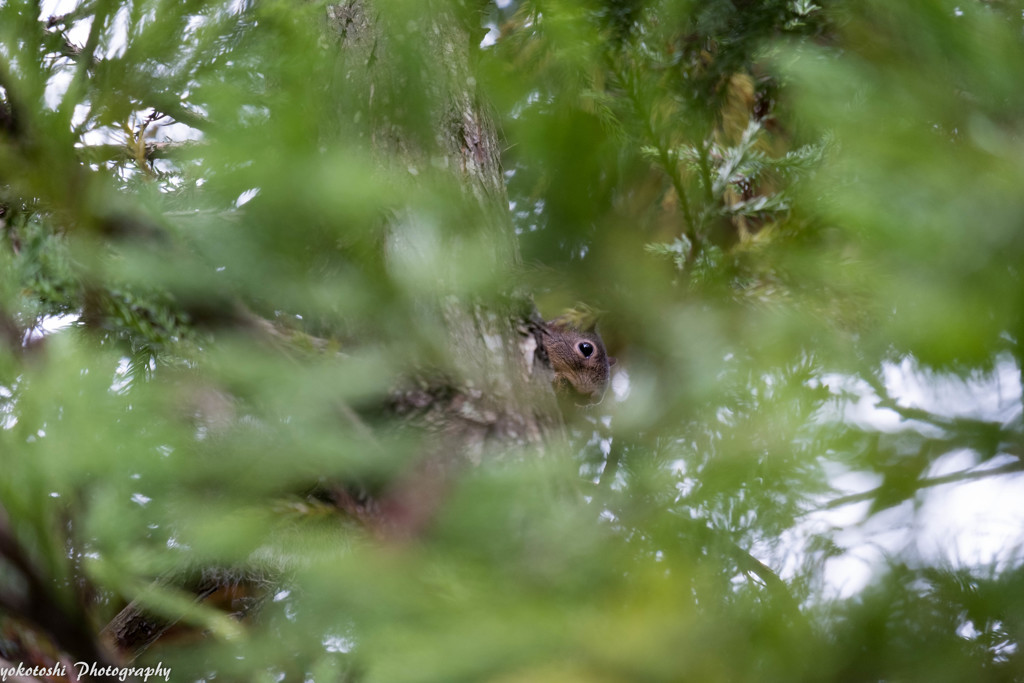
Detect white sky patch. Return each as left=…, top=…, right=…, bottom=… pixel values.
left=44, top=71, right=74, bottom=111
left=917, top=456, right=1024, bottom=568
left=0, top=385, right=16, bottom=430
left=111, top=356, right=133, bottom=394
left=611, top=368, right=630, bottom=401
left=884, top=353, right=1021, bottom=421
left=39, top=0, right=88, bottom=36
left=40, top=313, right=78, bottom=334
left=108, top=5, right=132, bottom=59
left=39, top=0, right=82, bottom=17
left=808, top=355, right=1024, bottom=598
left=38, top=0, right=205, bottom=153
left=24, top=313, right=79, bottom=345
left=322, top=634, right=355, bottom=654
left=236, top=188, right=260, bottom=207
left=830, top=505, right=912, bottom=598
left=879, top=357, right=1024, bottom=571
left=480, top=25, right=500, bottom=49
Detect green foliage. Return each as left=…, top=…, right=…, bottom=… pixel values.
left=0, top=0, right=1022, bottom=680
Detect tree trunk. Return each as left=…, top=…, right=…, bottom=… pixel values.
left=326, top=0, right=564, bottom=535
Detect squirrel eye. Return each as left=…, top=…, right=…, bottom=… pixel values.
left=578, top=341, right=594, bottom=358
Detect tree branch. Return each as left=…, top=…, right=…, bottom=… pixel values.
left=820, top=460, right=1024, bottom=511
left=0, top=504, right=116, bottom=670
left=77, top=140, right=202, bottom=165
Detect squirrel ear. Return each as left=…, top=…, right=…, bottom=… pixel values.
left=545, top=316, right=569, bottom=331
left=608, top=356, right=617, bottom=367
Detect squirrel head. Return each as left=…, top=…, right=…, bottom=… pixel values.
left=540, top=320, right=615, bottom=405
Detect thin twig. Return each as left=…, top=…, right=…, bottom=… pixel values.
left=819, top=460, right=1024, bottom=511
left=78, top=140, right=202, bottom=165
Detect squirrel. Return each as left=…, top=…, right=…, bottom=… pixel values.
left=536, top=316, right=615, bottom=405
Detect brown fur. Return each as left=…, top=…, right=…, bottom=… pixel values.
left=539, top=320, right=614, bottom=404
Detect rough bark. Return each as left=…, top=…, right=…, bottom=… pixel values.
left=326, top=0, right=564, bottom=533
